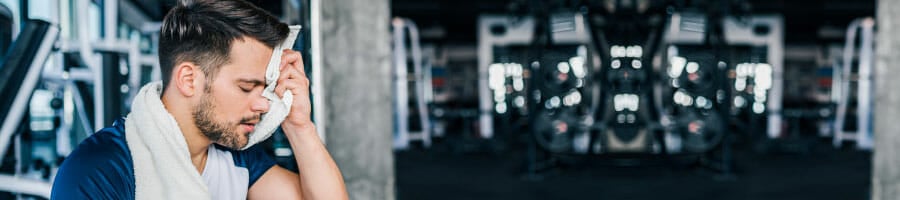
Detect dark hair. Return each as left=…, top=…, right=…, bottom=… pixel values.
left=158, top=0, right=289, bottom=91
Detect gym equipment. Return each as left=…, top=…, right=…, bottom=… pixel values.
left=581, top=0, right=671, bottom=155
left=479, top=12, right=594, bottom=155
left=529, top=47, right=592, bottom=154
left=473, top=1, right=785, bottom=179
left=0, top=19, right=59, bottom=199
left=479, top=12, right=593, bottom=142
left=659, top=45, right=729, bottom=153
left=833, top=17, right=875, bottom=150
left=0, top=0, right=159, bottom=198
left=392, top=17, right=433, bottom=150
left=720, top=15, right=785, bottom=139
left=658, top=10, right=731, bottom=154
left=0, top=19, right=59, bottom=168
left=479, top=12, right=593, bottom=148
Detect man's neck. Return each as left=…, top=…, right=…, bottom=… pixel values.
left=161, top=91, right=212, bottom=173
left=182, top=125, right=211, bottom=174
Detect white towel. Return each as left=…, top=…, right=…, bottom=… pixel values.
left=243, top=25, right=302, bottom=150
left=126, top=81, right=209, bottom=200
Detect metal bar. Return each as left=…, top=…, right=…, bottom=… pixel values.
left=0, top=174, right=52, bottom=199
left=13, top=127, right=21, bottom=183
left=766, top=15, right=785, bottom=139
left=392, top=17, right=410, bottom=150
left=126, top=39, right=141, bottom=104
left=54, top=49, right=74, bottom=157
left=403, top=18, right=431, bottom=147
left=311, top=0, right=326, bottom=143
left=103, top=0, right=116, bottom=39
left=857, top=17, right=875, bottom=149
left=72, top=0, right=103, bottom=131
left=834, top=18, right=861, bottom=148
left=477, top=17, right=495, bottom=139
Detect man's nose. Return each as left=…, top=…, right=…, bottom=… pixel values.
left=251, top=95, right=270, bottom=114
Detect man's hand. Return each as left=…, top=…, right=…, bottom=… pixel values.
left=273, top=50, right=314, bottom=132
left=249, top=50, right=348, bottom=200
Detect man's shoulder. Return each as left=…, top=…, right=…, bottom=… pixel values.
left=64, top=118, right=132, bottom=165
left=51, top=118, right=135, bottom=199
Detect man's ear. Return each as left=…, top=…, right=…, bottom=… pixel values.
left=172, top=62, right=203, bottom=97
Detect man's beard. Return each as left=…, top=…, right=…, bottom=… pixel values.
left=193, top=88, right=258, bottom=150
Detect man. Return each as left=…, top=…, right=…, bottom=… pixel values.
left=50, top=0, right=348, bottom=199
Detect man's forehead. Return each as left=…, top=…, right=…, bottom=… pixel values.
left=223, top=37, right=272, bottom=80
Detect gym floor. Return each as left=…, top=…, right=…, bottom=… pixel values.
left=396, top=138, right=871, bottom=200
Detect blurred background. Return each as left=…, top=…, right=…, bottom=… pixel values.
left=0, top=0, right=891, bottom=199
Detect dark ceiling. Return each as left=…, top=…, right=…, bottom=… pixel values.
left=390, top=0, right=875, bottom=44
left=131, top=0, right=875, bottom=44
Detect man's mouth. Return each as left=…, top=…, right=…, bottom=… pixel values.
left=240, top=116, right=260, bottom=133
left=241, top=123, right=256, bottom=132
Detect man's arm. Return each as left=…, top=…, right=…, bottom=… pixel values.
left=248, top=50, right=348, bottom=200
left=248, top=124, right=347, bottom=200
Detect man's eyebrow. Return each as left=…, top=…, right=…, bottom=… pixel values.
left=237, top=78, right=266, bottom=86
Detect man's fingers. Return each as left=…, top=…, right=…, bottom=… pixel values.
left=274, top=79, right=306, bottom=98
left=279, top=50, right=307, bottom=81
left=273, top=50, right=313, bottom=124
left=275, top=81, right=298, bottom=97
left=279, top=62, right=302, bottom=82
left=280, top=50, right=303, bottom=71
left=274, top=72, right=310, bottom=99
left=274, top=83, right=285, bottom=98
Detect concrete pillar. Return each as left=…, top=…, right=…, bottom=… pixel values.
left=874, top=0, right=900, bottom=199
left=316, top=0, right=395, bottom=199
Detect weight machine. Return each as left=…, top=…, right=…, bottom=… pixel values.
left=476, top=0, right=786, bottom=178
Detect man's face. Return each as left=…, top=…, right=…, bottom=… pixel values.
left=192, top=37, right=273, bottom=150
